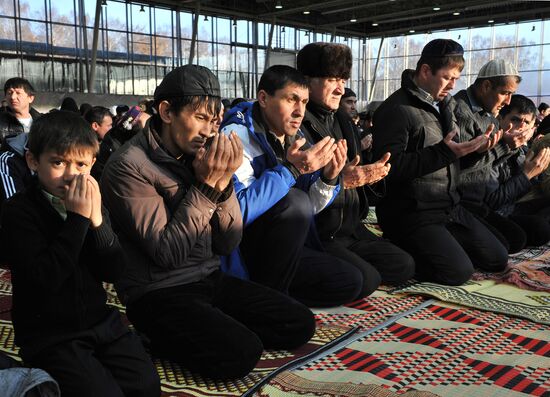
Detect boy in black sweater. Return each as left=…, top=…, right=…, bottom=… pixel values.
left=0, top=111, right=159, bottom=397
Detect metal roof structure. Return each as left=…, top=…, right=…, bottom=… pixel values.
left=136, top=0, right=550, bottom=38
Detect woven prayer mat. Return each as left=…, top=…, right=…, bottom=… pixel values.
left=0, top=270, right=356, bottom=397
left=390, top=279, right=550, bottom=325
left=314, top=290, right=426, bottom=331
left=473, top=245, right=550, bottom=292
left=255, top=301, right=550, bottom=397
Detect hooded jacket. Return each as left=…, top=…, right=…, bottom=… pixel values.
left=371, top=69, right=459, bottom=236
left=219, top=101, right=339, bottom=277
left=100, top=122, right=242, bottom=304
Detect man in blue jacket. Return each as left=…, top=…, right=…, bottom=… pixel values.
left=221, top=65, right=363, bottom=307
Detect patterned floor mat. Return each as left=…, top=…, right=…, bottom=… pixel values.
left=473, top=245, right=550, bottom=292
left=0, top=268, right=354, bottom=397
left=390, top=279, right=550, bottom=325
left=257, top=302, right=550, bottom=397
left=314, top=290, right=426, bottom=331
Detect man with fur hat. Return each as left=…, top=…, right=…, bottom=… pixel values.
left=371, top=39, right=508, bottom=286
left=100, top=64, right=315, bottom=379
left=454, top=59, right=528, bottom=253
left=298, top=42, right=415, bottom=297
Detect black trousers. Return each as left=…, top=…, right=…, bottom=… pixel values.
left=480, top=210, right=527, bottom=254
left=322, top=229, right=415, bottom=297
left=240, top=188, right=363, bottom=307
left=126, top=271, right=315, bottom=379
left=26, top=310, right=160, bottom=397
left=394, top=205, right=508, bottom=286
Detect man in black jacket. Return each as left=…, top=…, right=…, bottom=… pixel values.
left=0, top=77, right=41, bottom=141
left=298, top=42, right=415, bottom=297
left=372, top=39, right=508, bottom=286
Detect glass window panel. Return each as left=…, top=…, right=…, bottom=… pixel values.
left=20, top=20, right=46, bottom=44
left=51, top=22, right=76, bottom=49
left=469, top=49, right=491, bottom=75
left=107, top=30, right=128, bottom=54
left=131, top=3, right=150, bottom=34
left=372, top=58, right=385, bottom=80
left=518, top=45, right=540, bottom=71
left=388, top=36, right=404, bottom=57
left=0, top=1, right=14, bottom=16
left=494, top=24, right=516, bottom=49
left=235, top=20, right=248, bottom=43
left=388, top=57, right=404, bottom=78
left=154, top=36, right=172, bottom=60
left=132, top=33, right=151, bottom=58
left=541, top=72, right=550, bottom=97
left=198, top=15, right=212, bottom=41
left=106, top=1, right=126, bottom=31
left=545, top=20, right=550, bottom=44
left=50, top=0, right=75, bottom=24
left=449, top=28, right=469, bottom=51
left=0, top=17, right=16, bottom=41
left=452, top=76, right=467, bottom=95
left=216, top=17, right=231, bottom=44
left=407, top=34, right=427, bottom=56
left=197, top=41, right=213, bottom=69
left=82, top=0, right=97, bottom=27
left=369, top=38, right=382, bottom=58
left=236, top=46, right=249, bottom=72
left=258, top=22, right=267, bottom=47
left=493, top=46, right=516, bottom=63
left=470, top=26, right=493, bottom=50
left=217, top=44, right=232, bottom=70
left=543, top=45, right=550, bottom=69
left=518, top=21, right=541, bottom=46
left=518, top=71, right=539, bottom=96
left=281, top=26, right=295, bottom=50
left=180, top=12, right=192, bottom=39
left=154, top=7, right=172, bottom=37
left=371, top=80, right=385, bottom=101
left=19, top=0, right=45, bottom=20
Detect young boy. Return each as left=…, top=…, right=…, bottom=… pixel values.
left=0, top=111, right=160, bottom=397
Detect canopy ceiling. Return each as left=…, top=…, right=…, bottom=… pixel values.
left=137, top=0, right=550, bottom=38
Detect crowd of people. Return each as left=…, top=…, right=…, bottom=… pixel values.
left=0, top=38, right=549, bottom=396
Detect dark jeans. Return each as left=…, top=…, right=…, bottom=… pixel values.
left=509, top=214, right=550, bottom=247
left=26, top=310, right=160, bottom=397
left=395, top=205, right=508, bottom=286
left=481, top=211, right=526, bottom=254
left=126, top=272, right=315, bottom=379
left=322, top=229, right=415, bottom=297
left=241, top=188, right=363, bottom=307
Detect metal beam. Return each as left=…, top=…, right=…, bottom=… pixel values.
left=88, top=0, right=102, bottom=93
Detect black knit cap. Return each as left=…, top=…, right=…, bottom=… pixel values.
left=342, top=88, right=356, bottom=99
left=421, top=39, right=464, bottom=57
left=154, top=64, right=220, bottom=102
left=297, top=42, right=352, bottom=79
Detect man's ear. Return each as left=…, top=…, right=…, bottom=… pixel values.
left=419, top=64, right=431, bottom=80
left=480, top=80, right=492, bottom=95
left=91, top=157, right=96, bottom=167
left=257, top=90, right=268, bottom=108
left=25, top=151, right=38, bottom=171
left=28, top=94, right=35, bottom=105
left=91, top=121, right=99, bottom=131
left=158, top=100, right=172, bottom=124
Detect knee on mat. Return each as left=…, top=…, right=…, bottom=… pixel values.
left=526, top=224, right=550, bottom=247
left=385, top=254, right=416, bottom=285
left=132, top=370, right=161, bottom=397
left=434, top=265, right=473, bottom=286
left=357, top=270, right=382, bottom=299
left=205, top=334, right=264, bottom=379
left=271, top=301, right=316, bottom=350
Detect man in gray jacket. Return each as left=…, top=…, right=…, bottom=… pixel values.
left=100, top=65, right=315, bottom=379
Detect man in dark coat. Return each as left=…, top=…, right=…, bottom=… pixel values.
left=298, top=42, right=415, bottom=297
left=371, top=39, right=508, bottom=286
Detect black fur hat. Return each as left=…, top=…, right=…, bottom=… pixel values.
left=297, top=42, right=352, bottom=80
